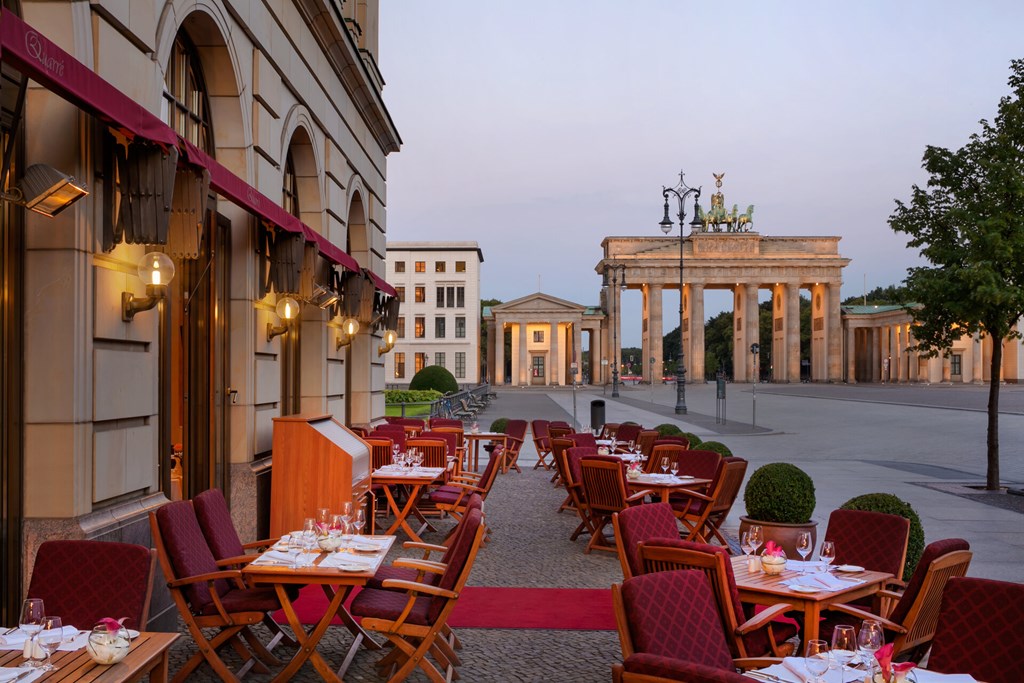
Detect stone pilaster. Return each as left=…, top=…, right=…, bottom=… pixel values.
left=495, top=320, right=505, bottom=384
left=549, top=321, right=560, bottom=385
left=690, top=283, right=705, bottom=382
left=518, top=323, right=528, bottom=386
left=826, top=283, right=843, bottom=381
left=745, top=283, right=760, bottom=382
left=846, top=326, right=857, bottom=383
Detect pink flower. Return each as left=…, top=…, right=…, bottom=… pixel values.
left=875, top=642, right=894, bottom=679
left=763, top=541, right=785, bottom=558
left=97, top=617, right=127, bottom=633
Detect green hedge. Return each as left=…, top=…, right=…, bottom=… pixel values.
left=654, top=423, right=683, bottom=436
left=385, top=389, right=442, bottom=405
left=699, top=441, right=733, bottom=457
left=840, top=493, right=924, bottom=582
left=743, top=463, right=816, bottom=524
left=409, top=366, right=459, bottom=394
left=489, top=418, right=509, bottom=433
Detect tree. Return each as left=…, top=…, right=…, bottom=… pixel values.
left=889, top=59, right=1024, bottom=490
left=842, top=285, right=909, bottom=306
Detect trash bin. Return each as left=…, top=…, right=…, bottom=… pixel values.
left=590, top=399, right=606, bottom=433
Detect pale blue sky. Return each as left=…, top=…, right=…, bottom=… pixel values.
left=378, top=1, right=1023, bottom=345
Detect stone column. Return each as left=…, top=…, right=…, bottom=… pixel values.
left=846, top=325, right=857, bottom=383
left=647, top=285, right=663, bottom=384
left=771, top=284, right=786, bottom=382
left=870, top=327, right=880, bottom=382
left=549, top=321, right=560, bottom=385
left=746, top=283, right=760, bottom=382
left=518, top=322, right=528, bottom=386
left=895, top=324, right=906, bottom=383
left=495, top=320, right=505, bottom=385
left=573, top=323, right=583, bottom=383
left=972, top=332, right=984, bottom=384
left=888, top=325, right=899, bottom=383
left=611, top=284, right=621, bottom=385
left=732, top=286, right=746, bottom=381
left=690, top=284, right=705, bottom=382
left=908, top=327, right=919, bottom=382
left=826, top=283, right=843, bottom=381
left=786, top=284, right=800, bottom=382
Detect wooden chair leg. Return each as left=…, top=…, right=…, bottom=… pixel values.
left=229, top=634, right=268, bottom=676
left=241, top=625, right=281, bottom=667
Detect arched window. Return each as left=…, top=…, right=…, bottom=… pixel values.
left=164, top=34, right=213, bottom=153
left=282, top=153, right=299, bottom=218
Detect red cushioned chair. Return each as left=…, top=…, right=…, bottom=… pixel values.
left=568, top=432, right=598, bottom=449
left=350, top=507, right=487, bottom=683
left=371, top=424, right=407, bottom=452
left=819, top=538, right=972, bottom=662
left=428, top=417, right=463, bottom=429
left=928, top=576, right=1024, bottom=683
left=613, top=502, right=681, bottom=580
left=366, top=437, right=396, bottom=471
left=667, top=456, right=724, bottom=543
left=418, top=430, right=459, bottom=465
left=823, top=508, right=911, bottom=581
left=151, top=500, right=281, bottom=682
left=563, top=445, right=599, bottom=542
left=27, top=540, right=155, bottom=631
left=636, top=430, right=660, bottom=458
left=701, top=457, right=749, bottom=546
left=530, top=419, right=553, bottom=470
left=500, top=419, right=528, bottom=473
left=653, top=436, right=690, bottom=449
left=612, top=569, right=775, bottom=683
left=615, top=423, right=643, bottom=448
left=429, top=451, right=499, bottom=531
left=637, top=538, right=797, bottom=658
left=646, top=443, right=689, bottom=474
left=579, top=456, right=652, bottom=554
left=550, top=437, right=576, bottom=509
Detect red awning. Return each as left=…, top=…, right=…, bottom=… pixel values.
left=301, top=226, right=360, bottom=272
left=367, top=269, right=398, bottom=297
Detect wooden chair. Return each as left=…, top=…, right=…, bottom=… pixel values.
left=819, top=538, right=972, bottom=662
left=418, top=430, right=460, bottom=471
left=429, top=426, right=466, bottom=469
left=612, top=569, right=776, bottom=683
left=551, top=437, right=575, bottom=510
left=601, top=423, right=620, bottom=440
left=530, top=419, right=553, bottom=470
left=637, top=538, right=797, bottom=658
left=654, top=436, right=690, bottom=449
left=151, top=500, right=281, bottom=682
left=405, top=437, right=449, bottom=470
left=428, top=417, right=464, bottom=429
left=429, top=450, right=501, bottom=526
left=27, top=540, right=155, bottom=631
left=928, top=576, right=1024, bottom=683
left=579, top=456, right=651, bottom=554
left=371, top=424, right=407, bottom=452
left=667, top=456, right=725, bottom=543
left=615, top=423, right=643, bottom=447
left=568, top=432, right=598, bottom=448
left=562, top=445, right=599, bottom=542
left=646, top=444, right=689, bottom=474
left=548, top=424, right=573, bottom=439
left=701, top=457, right=748, bottom=545
left=612, top=502, right=681, bottom=580
left=824, top=508, right=911, bottom=583
left=636, top=430, right=660, bottom=458
left=350, top=507, right=487, bottom=683
left=366, top=437, right=396, bottom=471
left=501, top=419, right=528, bottom=473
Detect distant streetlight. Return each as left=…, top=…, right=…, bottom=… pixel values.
left=603, top=264, right=627, bottom=397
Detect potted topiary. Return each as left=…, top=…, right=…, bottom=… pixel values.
left=840, top=493, right=924, bottom=581
left=681, top=432, right=702, bottom=448
left=489, top=418, right=509, bottom=434
left=740, top=462, right=817, bottom=558
left=698, top=441, right=733, bottom=457
left=654, top=423, right=683, bottom=437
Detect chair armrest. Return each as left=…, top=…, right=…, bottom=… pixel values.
left=825, top=603, right=907, bottom=634
left=876, top=588, right=904, bottom=602
left=168, top=569, right=243, bottom=588
left=885, top=577, right=908, bottom=590
left=626, top=489, right=654, bottom=503
left=735, top=657, right=783, bottom=671
left=242, top=537, right=279, bottom=550
left=381, top=579, right=457, bottom=599
left=392, top=558, right=447, bottom=574
left=215, top=554, right=254, bottom=568
left=667, top=488, right=715, bottom=503
left=402, top=541, right=449, bottom=555
left=735, top=602, right=794, bottom=634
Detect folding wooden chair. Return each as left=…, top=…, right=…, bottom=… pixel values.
left=350, top=508, right=487, bottom=683
left=701, top=457, right=748, bottom=545
left=579, top=456, right=651, bottom=554
left=530, top=419, right=553, bottom=470
left=612, top=502, right=680, bottom=580
left=551, top=437, right=575, bottom=509
left=562, top=445, right=599, bottom=542
left=151, top=500, right=281, bottom=682
left=501, top=419, right=528, bottom=473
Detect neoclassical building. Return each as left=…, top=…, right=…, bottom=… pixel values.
left=0, top=0, right=399, bottom=625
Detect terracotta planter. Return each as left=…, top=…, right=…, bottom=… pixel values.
left=738, top=515, right=818, bottom=559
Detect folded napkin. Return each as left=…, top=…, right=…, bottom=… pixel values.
left=0, top=625, right=77, bottom=647
left=784, top=559, right=821, bottom=572
left=349, top=537, right=388, bottom=549
left=0, top=667, right=44, bottom=682
left=319, top=553, right=371, bottom=570
left=57, top=630, right=90, bottom=652
left=912, top=671, right=978, bottom=683
left=253, top=550, right=298, bottom=565
left=783, top=572, right=863, bottom=591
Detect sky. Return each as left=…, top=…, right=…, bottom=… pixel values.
left=377, top=1, right=1024, bottom=346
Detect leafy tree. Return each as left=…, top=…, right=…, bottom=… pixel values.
left=842, top=285, right=909, bottom=306
left=889, top=59, right=1024, bottom=490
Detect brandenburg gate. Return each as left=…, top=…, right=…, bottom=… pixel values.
left=596, top=231, right=850, bottom=384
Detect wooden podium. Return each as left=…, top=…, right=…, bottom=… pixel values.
left=269, top=414, right=371, bottom=537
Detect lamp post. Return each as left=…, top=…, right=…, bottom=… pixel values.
left=602, top=263, right=627, bottom=397
left=750, top=342, right=760, bottom=428
left=659, top=171, right=703, bottom=415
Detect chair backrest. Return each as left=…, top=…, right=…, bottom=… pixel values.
left=429, top=507, right=486, bottom=621
left=371, top=424, right=407, bottom=450
left=654, top=436, right=690, bottom=449
left=193, top=488, right=245, bottom=560
left=565, top=445, right=599, bottom=488
left=637, top=430, right=660, bottom=457
left=824, top=508, right=910, bottom=579
left=568, top=432, right=598, bottom=449
left=419, top=430, right=458, bottom=460
left=504, top=419, right=528, bottom=441
left=613, top=503, right=680, bottom=579
left=392, top=417, right=425, bottom=429
left=406, top=437, right=448, bottom=468
left=365, top=437, right=395, bottom=471
left=707, top=457, right=748, bottom=522
left=676, top=449, right=723, bottom=481
left=887, top=539, right=971, bottom=654
left=616, top=423, right=643, bottom=444
left=530, top=419, right=550, bottom=441
left=601, top=423, right=620, bottom=440
left=549, top=424, right=573, bottom=439
left=473, top=450, right=502, bottom=500
left=429, top=417, right=463, bottom=429
left=647, top=443, right=689, bottom=473
left=551, top=437, right=574, bottom=482
left=27, top=540, right=155, bottom=630
left=929, top=577, right=1024, bottom=683
left=614, top=569, right=735, bottom=669
left=152, top=500, right=230, bottom=610
left=580, top=456, right=630, bottom=514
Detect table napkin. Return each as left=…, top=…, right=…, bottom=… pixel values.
left=349, top=537, right=389, bottom=549
left=912, top=672, right=978, bottom=683
left=0, top=667, right=44, bottom=682
left=783, top=572, right=864, bottom=590
left=751, top=657, right=849, bottom=683
left=318, top=553, right=372, bottom=571
left=0, top=625, right=77, bottom=648
left=252, top=550, right=298, bottom=565
left=785, top=559, right=821, bottom=572
left=57, top=630, right=90, bottom=651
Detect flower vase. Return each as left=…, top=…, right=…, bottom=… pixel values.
left=86, top=624, right=131, bottom=665
left=761, top=555, right=787, bottom=575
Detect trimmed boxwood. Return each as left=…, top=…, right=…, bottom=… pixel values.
left=409, top=365, right=459, bottom=394
left=384, top=389, right=442, bottom=405
left=744, top=462, right=816, bottom=524
left=840, top=493, right=924, bottom=582
left=489, top=418, right=509, bottom=433
left=681, top=432, right=702, bottom=448
left=654, top=423, right=683, bottom=437
left=699, top=441, right=733, bottom=457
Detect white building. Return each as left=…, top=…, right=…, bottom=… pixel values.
left=385, top=242, right=484, bottom=386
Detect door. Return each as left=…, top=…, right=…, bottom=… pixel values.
left=530, top=355, right=545, bottom=386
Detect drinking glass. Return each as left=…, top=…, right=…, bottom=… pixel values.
left=412, top=451, right=424, bottom=468
left=740, top=531, right=753, bottom=558
left=669, top=460, right=679, bottom=477
left=857, top=619, right=884, bottom=674
left=820, top=540, right=836, bottom=572
left=301, top=518, right=317, bottom=565
left=352, top=509, right=366, bottom=536
left=37, top=616, right=62, bottom=671
left=796, top=531, right=812, bottom=572
left=627, top=440, right=636, bottom=453
left=392, top=442, right=400, bottom=459
left=831, top=624, right=857, bottom=670
left=19, top=598, right=44, bottom=668
left=316, top=507, right=330, bottom=534
left=660, top=456, right=670, bottom=474
left=804, top=640, right=830, bottom=683
left=329, top=514, right=344, bottom=540
left=747, top=525, right=763, bottom=556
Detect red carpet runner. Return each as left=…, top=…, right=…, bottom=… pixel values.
left=274, top=585, right=615, bottom=631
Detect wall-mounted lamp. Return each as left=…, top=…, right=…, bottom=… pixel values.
left=122, top=252, right=175, bottom=322
left=312, top=283, right=340, bottom=309
left=2, top=164, right=89, bottom=217
left=378, top=328, right=397, bottom=357
left=335, top=316, right=360, bottom=349
left=267, top=296, right=299, bottom=341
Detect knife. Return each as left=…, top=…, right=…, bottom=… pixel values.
left=11, top=669, right=37, bottom=682
left=745, top=671, right=798, bottom=683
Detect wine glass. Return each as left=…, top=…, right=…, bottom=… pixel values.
left=796, top=532, right=813, bottom=572
left=660, top=456, right=670, bottom=474
left=831, top=624, right=857, bottom=671
left=352, top=509, right=366, bottom=536
left=412, top=450, right=424, bottom=468
left=669, top=458, right=679, bottom=477
left=627, top=440, right=636, bottom=454
left=19, top=598, right=44, bottom=668
left=857, top=619, right=884, bottom=674
left=746, top=525, right=763, bottom=556
left=329, top=514, right=344, bottom=540
left=392, top=442, right=400, bottom=460
left=804, top=640, right=830, bottom=683
left=37, top=616, right=62, bottom=671
left=740, top=531, right=753, bottom=559
left=316, top=507, right=331, bottom=535
left=820, top=540, right=836, bottom=572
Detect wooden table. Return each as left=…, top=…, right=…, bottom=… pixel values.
left=627, top=474, right=711, bottom=503
left=463, top=432, right=506, bottom=472
left=371, top=466, right=446, bottom=542
left=243, top=538, right=395, bottom=683
left=0, top=631, right=178, bottom=682
left=730, top=555, right=892, bottom=642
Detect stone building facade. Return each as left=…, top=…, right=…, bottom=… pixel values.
left=0, top=0, right=399, bottom=625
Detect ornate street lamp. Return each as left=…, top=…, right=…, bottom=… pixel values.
left=659, top=171, right=702, bottom=415
left=602, top=263, right=627, bottom=398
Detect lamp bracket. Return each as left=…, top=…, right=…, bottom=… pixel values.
left=267, top=321, right=289, bottom=342
left=122, top=285, right=165, bottom=322
left=336, top=333, right=353, bottom=350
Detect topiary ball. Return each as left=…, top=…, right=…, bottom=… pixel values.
left=680, top=432, right=702, bottom=448
left=489, top=418, right=509, bottom=433
left=654, top=423, right=683, bottom=437
left=743, top=463, right=816, bottom=524
left=698, top=441, right=733, bottom=457
left=409, top=365, right=459, bottom=394
left=840, top=493, right=924, bottom=582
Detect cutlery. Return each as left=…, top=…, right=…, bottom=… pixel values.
left=745, top=671, right=798, bottom=683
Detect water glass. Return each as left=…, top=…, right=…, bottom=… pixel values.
left=805, top=640, right=830, bottom=683
left=747, top=525, right=763, bottom=556
left=660, top=456, right=670, bottom=474
left=858, top=619, right=884, bottom=673
left=19, top=598, right=44, bottom=668
left=352, top=509, right=366, bottom=536
left=820, top=540, right=836, bottom=571
left=831, top=624, right=857, bottom=669
left=796, top=531, right=812, bottom=572
left=38, top=616, right=62, bottom=671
